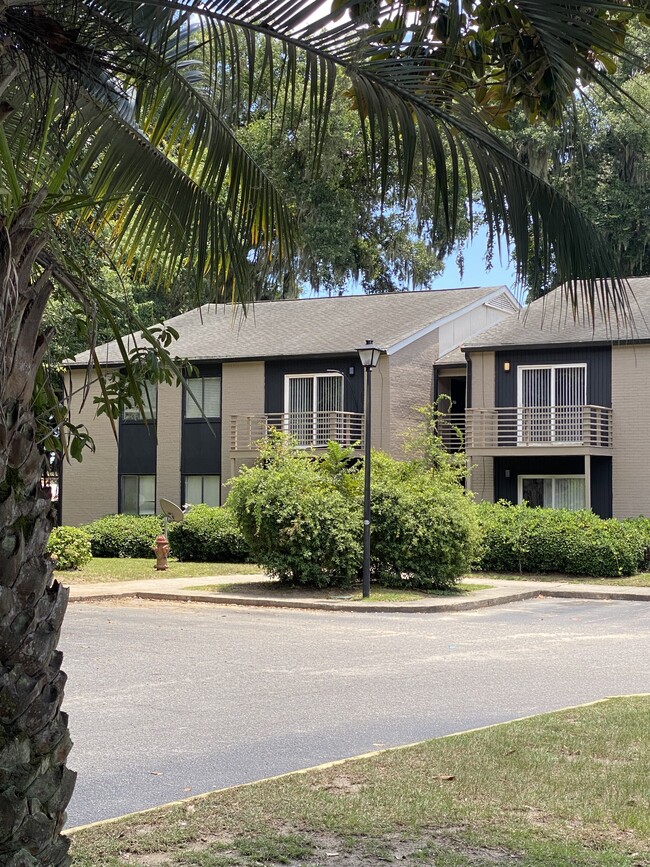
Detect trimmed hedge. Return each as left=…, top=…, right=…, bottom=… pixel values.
left=167, top=505, right=249, bottom=562
left=370, top=452, right=479, bottom=590
left=47, top=526, right=93, bottom=570
left=228, top=433, right=480, bottom=590
left=475, top=501, right=645, bottom=578
left=228, top=440, right=362, bottom=587
left=83, top=514, right=163, bottom=558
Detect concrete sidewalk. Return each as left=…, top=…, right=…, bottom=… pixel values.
left=64, top=572, right=650, bottom=613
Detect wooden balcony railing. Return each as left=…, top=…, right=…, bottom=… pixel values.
left=459, top=405, right=613, bottom=450
left=230, top=411, right=365, bottom=452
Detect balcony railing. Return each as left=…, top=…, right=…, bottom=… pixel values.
left=231, top=411, right=365, bottom=452
left=459, top=405, right=612, bottom=450
left=436, top=414, right=466, bottom=451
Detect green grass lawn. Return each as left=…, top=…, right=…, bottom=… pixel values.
left=472, top=571, right=650, bottom=587
left=69, top=696, right=650, bottom=867
left=59, top=559, right=263, bottom=584
left=185, top=581, right=493, bottom=600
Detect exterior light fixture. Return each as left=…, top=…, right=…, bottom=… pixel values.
left=356, top=339, right=383, bottom=599
left=503, top=361, right=511, bottom=372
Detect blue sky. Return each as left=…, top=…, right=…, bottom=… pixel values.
left=428, top=225, right=521, bottom=298
left=302, top=224, right=523, bottom=301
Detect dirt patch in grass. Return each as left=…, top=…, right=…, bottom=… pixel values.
left=70, top=697, right=650, bottom=867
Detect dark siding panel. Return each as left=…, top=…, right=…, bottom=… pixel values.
left=181, top=423, right=221, bottom=474
left=494, top=455, right=584, bottom=503
left=265, top=356, right=363, bottom=413
left=495, top=347, right=611, bottom=407
left=181, top=362, right=223, bottom=476
left=118, top=424, right=157, bottom=474
left=591, top=456, right=612, bottom=518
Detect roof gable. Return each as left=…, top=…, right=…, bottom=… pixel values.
left=463, top=277, right=650, bottom=352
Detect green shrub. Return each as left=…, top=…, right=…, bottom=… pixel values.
left=228, top=435, right=362, bottom=587
left=47, top=526, right=92, bottom=570
left=370, top=452, right=480, bottom=590
left=167, top=504, right=249, bottom=562
left=622, top=517, right=650, bottom=569
left=475, top=501, right=645, bottom=578
left=83, top=514, right=163, bottom=558
left=228, top=432, right=479, bottom=590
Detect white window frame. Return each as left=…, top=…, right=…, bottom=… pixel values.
left=183, top=474, right=221, bottom=507
left=516, top=363, right=587, bottom=444
left=122, top=382, right=158, bottom=422
left=517, top=474, right=586, bottom=510
left=283, top=372, right=344, bottom=447
left=120, top=474, right=156, bottom=515
left=185, top=376, right=222, bottom=420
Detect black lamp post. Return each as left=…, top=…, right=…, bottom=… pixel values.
left=357, top=339, right=382, bottom=598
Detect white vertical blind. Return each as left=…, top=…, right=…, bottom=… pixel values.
left=288, top=376, right=314, bottom=445
left=519, top=365, right=586, bottom=443
left=287, top=374, right=343, bottom=446
left=520, top=476, right=585, bottom=510
left=554, top=477, right=585, bottom=510
left=520, top=367, right=551, bottom=442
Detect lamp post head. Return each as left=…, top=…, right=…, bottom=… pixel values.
left=357, top=339, right=382, bottom=370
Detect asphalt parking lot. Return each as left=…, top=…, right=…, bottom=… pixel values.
left=62, top=596, right=650, bottom=827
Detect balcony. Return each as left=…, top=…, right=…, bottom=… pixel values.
left=439, top=406, right=613, bottom=455
left=230, top=411, right=365, bottom=453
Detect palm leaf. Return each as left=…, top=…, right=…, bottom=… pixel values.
left=3, top=0, right=647, bottom=316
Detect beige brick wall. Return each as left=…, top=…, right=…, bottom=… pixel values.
left=62, top=370, right=119, bottom=525
left=156, top=381, right=183, bottom=506
left=221, top=361, right=265, bottom=501
left=387, top=330, right=438, bottom=458
left=612, top=345, right=650, bottom=517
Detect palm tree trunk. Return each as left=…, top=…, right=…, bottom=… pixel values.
left=0, top=197, right=75, bottom=866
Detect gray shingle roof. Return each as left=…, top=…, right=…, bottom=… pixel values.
left=463, top=277, right=650, bottom=351
left=70, top=286, right=509, bottom=366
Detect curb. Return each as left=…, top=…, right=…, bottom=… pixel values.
left=131, top=587, right=542, bottom=613
left=66, top=693, right=650, bottom=836
left=68, top=585, right=650, bottom=612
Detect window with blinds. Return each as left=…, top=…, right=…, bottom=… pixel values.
left=519, top=476, right=585, bottom=510
left=122, top=382, right=157, bottom=421
left=121, top=475, right=156, bottom=514
left=184, top=475, right=220, bottom=507
left=185, top=377, right=221, bottom=419
left=517, top=364, right=586, bottom=443
left=285, top=374, right=344, bottom=446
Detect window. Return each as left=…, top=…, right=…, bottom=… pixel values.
left=517, top=364, right=586, bottom=443
left=185, top=377, right=221, bottom=419
left=122, top=382, right=157, bottom=421
left=184, top=475, right=221, bottom=507
left=121, top=475, right=156, bottom=515
left=284, top=373, right=343, bottom=446
left=518, top=476, right=585, bottom=510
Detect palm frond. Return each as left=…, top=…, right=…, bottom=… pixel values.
left=2, top=0, right=648, bottom=316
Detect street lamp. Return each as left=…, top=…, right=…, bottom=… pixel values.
left=357, top=339, right=382, bottom=598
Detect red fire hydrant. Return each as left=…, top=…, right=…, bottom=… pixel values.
left=153, top=534, right=170, bottom=571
